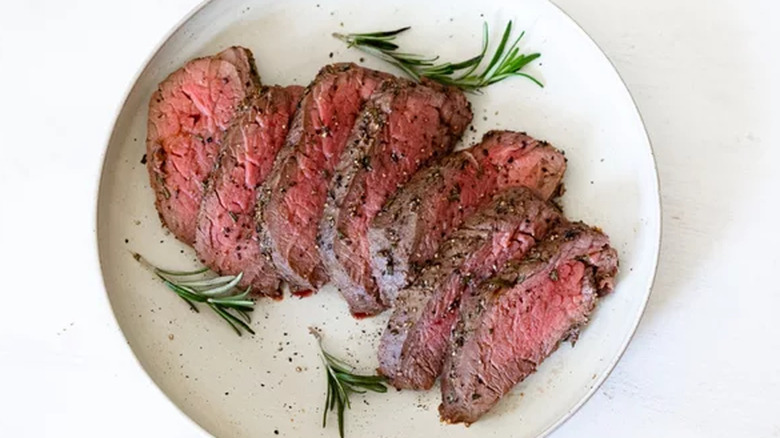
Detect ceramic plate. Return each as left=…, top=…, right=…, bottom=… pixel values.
left=97, top=0, right=660, bottom=436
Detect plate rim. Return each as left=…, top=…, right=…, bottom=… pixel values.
left=94, top=0, right=662, bottom=436
left=534, top=2, right=662, bottom=436
left=93, top=0, right=224, bottom=435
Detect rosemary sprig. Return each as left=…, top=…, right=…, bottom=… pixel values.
left=133, top=253, right=255, bottom=336
left=333, top=21, right=542, bottom=92
left=311, top=328, right=388, bottom=438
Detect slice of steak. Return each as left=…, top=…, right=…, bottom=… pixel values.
left=319, top=79, right=472, bottom=316
left=369, top=130, right=567, bottom=304
left=194, top=85, right=304, bottom=297
left=256, top=64, right=394, bottom=292
left=439, top=222, right=618, bottom=424
left=379, top=188, right=562, bottom=389
left=147, top=46, right=260, bottom=244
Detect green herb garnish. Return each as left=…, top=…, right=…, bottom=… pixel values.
left=311, top=328, right=388, bottom=438
left=333, top=21, right=542, bottom=92
left=133, top=253, right=255, bottom=336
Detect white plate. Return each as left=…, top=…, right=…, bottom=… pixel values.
left=97, top=0, right=660, bottom=437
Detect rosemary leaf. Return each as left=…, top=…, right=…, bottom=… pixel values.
left=156, top=266, right=210, bottom=277
left=211, top=303, right=255, bottom=336
left=353, top=26, right=411, bottom=38
left=198, top=272, right=244, bottom=297
left=323, top=376, right=332, bottom=428
left=236, top=309, right=252, bottom=324
left=452, top=23, right=490, bottom=80
left=206, top=296, right=255, bottom=307
left=482, top=20, right=513, bottom=78
left=337, top=398, right=345, bottom=438
left=356, top=38, right=399, bottom=51
left=208, top=303, right=242, bottom=336
left=159, top=277, right=206, bottom=302
left=329, top=375, right=338, bottom=411
left=177, top=275, right=237, bottom=287
left=179, top=296, right=199, bottom=312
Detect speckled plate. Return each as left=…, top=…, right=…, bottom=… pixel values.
left=96, top=0, right=660, bottom=436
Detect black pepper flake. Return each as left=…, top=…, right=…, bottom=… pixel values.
left=140, top=154, right=147, bottom=165
left=448, top=185, right=461, bottom=202
left=360, top=155, right=372, bottom=170
left=329, top=52, right=333, bottom=58
left=274, top=430, right=279, bottom=435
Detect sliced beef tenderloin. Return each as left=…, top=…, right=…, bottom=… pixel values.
left=147, top=46, right=260, bottom=244
left=369, top=130, right=567, bottom=305
left=194, top=85, right=304, bottom=297
left=256, top=64, right=394, bottom=292
left=439, top=222, right=618, bottom=425
left=379, top=188, right=562, bottom=389
left=319, top=79, right=472, bottom=317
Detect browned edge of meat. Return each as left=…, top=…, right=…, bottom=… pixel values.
left=147, top=46, right=261, bottom=244
left=193, top=85, right=304, bottom=297
left=379, top=188, right=562, bottom=389
left=318, top=79, right=473, bottom=317
left=256, top=63, right=394, bottom=292
left=369, top=130, right=567, bottom=305
left=439, top=222, right=618, bottom=424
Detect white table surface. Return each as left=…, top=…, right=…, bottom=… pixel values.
left=1, top=0, right=778, bottom=436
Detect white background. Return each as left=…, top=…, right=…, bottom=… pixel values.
left=1, top=0, right=778, bottom=437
